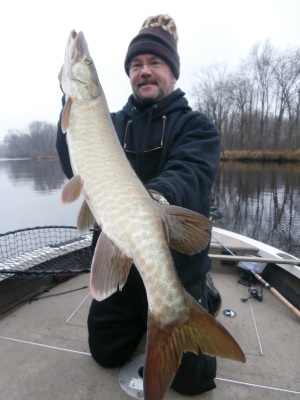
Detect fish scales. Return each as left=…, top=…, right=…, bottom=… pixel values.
left=69, top=97, right=186, bottom=319
left=60, top=30, right=246, bottom=400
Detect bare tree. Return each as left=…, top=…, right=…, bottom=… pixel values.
left=226, top=62, right=256, bottom=150
left=249, top=38, right=277, bottom=149
left=192, top=64, right=233, bottom=155
left=272, top=48, right=300, bottom=150
left=191, top=38, right=300, bottom=152
left=3, top=121, right=57, bottom=158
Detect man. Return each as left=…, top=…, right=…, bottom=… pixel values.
left=56, top=15, right=221, bottom=395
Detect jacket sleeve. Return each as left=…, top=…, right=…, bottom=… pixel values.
left=56, top=94, right=74, bottom=179
left=145, top=113, right=220, bottom=214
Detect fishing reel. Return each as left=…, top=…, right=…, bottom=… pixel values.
left=239, top=272, right=263, bottom=302
left=241, top=285, right=263, bottom=303
left=209, top=207, right=223, bottom=221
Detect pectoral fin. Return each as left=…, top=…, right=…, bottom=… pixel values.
left=61, top=175, right=83, bottom=204
left=61, top=96, right=72, bottom=133
left=90, top=232, right=132, bottom=301
left=159, top=204, right=212, bottom=255
left=77, top=199, right=95, bottom=233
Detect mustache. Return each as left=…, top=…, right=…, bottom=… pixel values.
left=138, top=78, right=158, bottom=87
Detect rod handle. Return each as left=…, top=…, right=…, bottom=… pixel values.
left=255, top=274, right=300, bottom=319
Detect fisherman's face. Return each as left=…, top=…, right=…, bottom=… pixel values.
left=129, top=54, right=176, bottom=105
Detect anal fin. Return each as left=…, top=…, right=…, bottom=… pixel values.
left=90, top=232, right=132, bottom=301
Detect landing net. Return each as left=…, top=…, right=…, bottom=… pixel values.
left=0, top=226, right=93, bottom=280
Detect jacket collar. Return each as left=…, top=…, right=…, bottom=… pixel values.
left=122, top=88, right=191, bottom=120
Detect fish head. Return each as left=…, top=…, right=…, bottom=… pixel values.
left=62, top=30, right=101, bottom=102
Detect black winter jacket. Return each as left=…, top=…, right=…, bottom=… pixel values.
left=56, top=88, right=220, bottom=288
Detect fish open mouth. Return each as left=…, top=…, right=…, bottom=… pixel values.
left=70, top=30, right=78, bottom=60
left=68, top=30, right=89, bottom=85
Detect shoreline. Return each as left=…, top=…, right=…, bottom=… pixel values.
left=0, top=156, right=59, bottom=161
left=2, top=151, right=300, bottom=163
left=220, top=150, right=300, bottom=162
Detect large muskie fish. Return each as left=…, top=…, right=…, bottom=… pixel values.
left=60, top=30, right=245, bottom=400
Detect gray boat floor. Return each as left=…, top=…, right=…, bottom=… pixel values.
left=0, top=266, right=300, bottom=399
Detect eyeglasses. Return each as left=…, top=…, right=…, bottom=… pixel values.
left=123, top=115, right=166, bottom=153
left=127, top=60, right=166, bottom=73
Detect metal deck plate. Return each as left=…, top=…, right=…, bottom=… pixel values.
left=119, top=354, right=145, bottom=399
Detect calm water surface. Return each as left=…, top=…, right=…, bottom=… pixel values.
left=0, top=159, right=299, bottom=258
left=0, top=159, right=81, bottom=234
left=213, top=162, right=300, bottom=258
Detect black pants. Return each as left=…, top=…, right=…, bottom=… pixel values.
left=87, top=278, right=217, bottom=395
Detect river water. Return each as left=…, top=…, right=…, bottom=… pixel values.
left=0, top=159, right=81, bottom=234
left=1, top=159, right=299, bottom=258
left=213, top=162, right=300, bottom=258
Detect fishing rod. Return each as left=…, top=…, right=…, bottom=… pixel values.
left=211, top=234, right=300, bottom=320
left=29, top=286, right=88, bottom=303
left=208, top=254, right=300, bottom=265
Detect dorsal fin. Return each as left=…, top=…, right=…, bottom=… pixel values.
left=77, top=199, right=95, bottom=233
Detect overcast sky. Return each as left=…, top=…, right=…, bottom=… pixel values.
left=1, top=0, right=299, bottom=142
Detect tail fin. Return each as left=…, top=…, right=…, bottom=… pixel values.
left=144, top=289, right=245, bottom=400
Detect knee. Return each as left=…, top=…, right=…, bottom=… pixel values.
left=88, top=339, right=120, bottom=368
left=171, top=352, right=217, bottom=395
left=91, top=352, right=119, bottom=368
left=88, top=336, right=133, bottom=368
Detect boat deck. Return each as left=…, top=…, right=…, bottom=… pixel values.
left=0, top=235, right=299, bottom=399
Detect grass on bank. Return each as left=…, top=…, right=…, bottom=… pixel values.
left=35, top=155, right=59, bottom=160
left=220, top=150, right=300, bottom=162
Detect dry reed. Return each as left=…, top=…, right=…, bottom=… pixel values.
left=220, top=150, right=300, bottom=162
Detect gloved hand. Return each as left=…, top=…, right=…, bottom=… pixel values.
left=149, top=190, right=169, bottom=205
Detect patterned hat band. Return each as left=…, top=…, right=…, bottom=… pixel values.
left=124, top=15, right=180, bottom=79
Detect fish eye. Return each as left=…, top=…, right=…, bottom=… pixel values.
left=85, top=57, right=93, bottom=65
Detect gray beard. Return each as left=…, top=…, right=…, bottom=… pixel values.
left=134, top=89, right=163, bottom=106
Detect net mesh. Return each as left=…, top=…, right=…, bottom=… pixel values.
left=0, top=226, right=93, bottom=279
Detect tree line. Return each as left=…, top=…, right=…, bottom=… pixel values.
left=191, top=39, right=300, bottom=153
left=2, top=121, right=57, bottom=158
left=2, top=38, right=299, bottom=159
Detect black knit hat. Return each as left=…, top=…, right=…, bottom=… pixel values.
left=124, top=15, right=180, bottom=79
